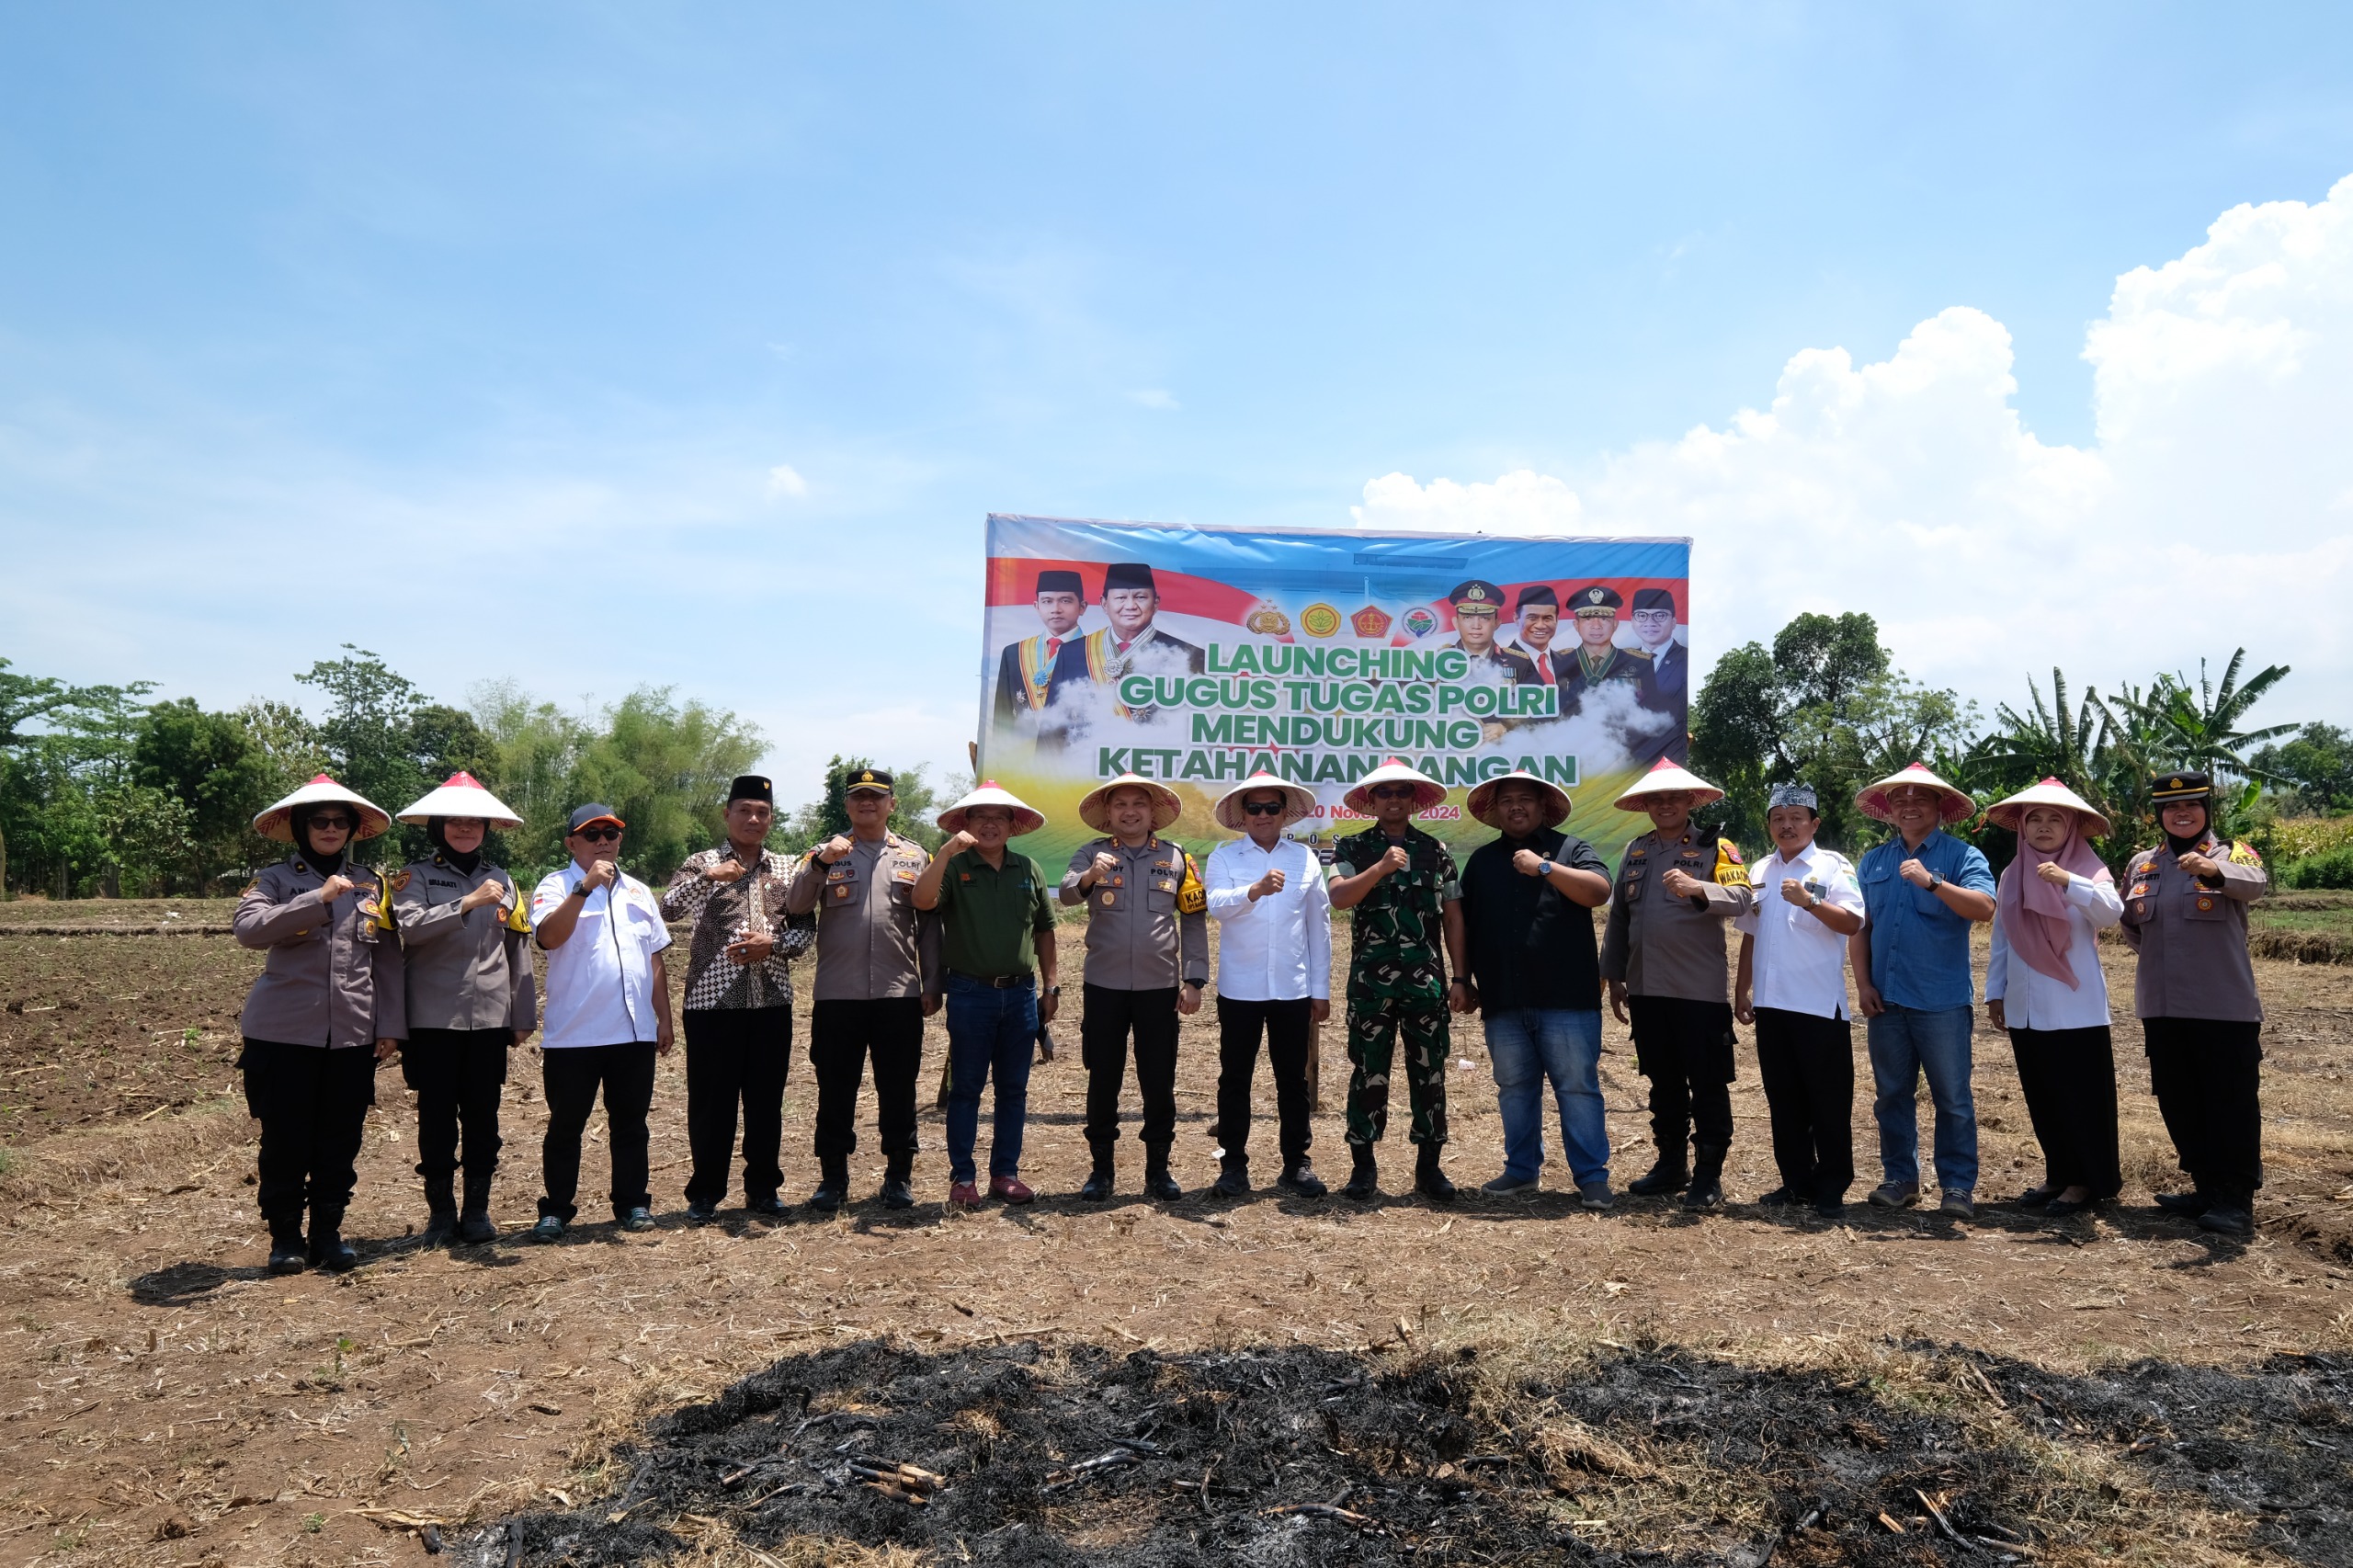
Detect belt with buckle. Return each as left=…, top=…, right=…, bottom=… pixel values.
left=950, top=969, right=1034, bottom=989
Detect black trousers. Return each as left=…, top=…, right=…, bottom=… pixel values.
left=684, top=1006, right=791, bottom=1206
left=1752, top=1007, right=1855, bottom=1203
left=2144, top=1017, right=2265, bottom=1205
left=240, top=1040, right=378, bottom=1241
left=1083, top=983, right=1180, bottom=1152
left=809, top=997, right=924, bottom=1166
left=1626, top=994, right=1735, bottom=1155
left=2008, top=1025, right=2121, bottom=1198
left=1214, top=994, right=1314, bottom=1170
left=538, top=1043, right=658, bottom=1221
left=399, top=1027, right=509, bottom=1189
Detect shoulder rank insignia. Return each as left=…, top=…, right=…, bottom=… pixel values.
left=388, top=869, right=412, bottom=892
left=1177, top=852, right=1207, bottom=915
left=1712, top=840, right=1745, bottom=886
left=2228, top=842, right=2263, bottom=868
left=238, top=879, right=259, bottom=897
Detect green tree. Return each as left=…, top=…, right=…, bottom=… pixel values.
left=2252, top=722, right=2353, bottom=813
left=551, top=689, right=767, bottom=883
left=294, top=645, right=428, bottom=823
left=132, top=699, right=278, bottom=891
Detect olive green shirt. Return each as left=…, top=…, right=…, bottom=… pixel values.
left=933, top=848, right=1054, bottom=981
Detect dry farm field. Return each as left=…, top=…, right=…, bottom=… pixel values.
left=0, top=898, right=2348, bottom=1566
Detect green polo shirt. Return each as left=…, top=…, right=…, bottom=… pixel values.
left=932, top=847, right=1054, bottom=980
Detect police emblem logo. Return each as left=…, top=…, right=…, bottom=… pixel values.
left=389, top=870, right=412, bottom=892
left=1300, top=603, right=1342, bottom=638
left=1465, top=585, right=1487, bottom=603
left=859, top=770, right=876, bottom=783
left=1245, top=606, right=1290, bottom=636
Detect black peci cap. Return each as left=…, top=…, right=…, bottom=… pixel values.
left=1514, top=584, right=1559, bottom=611
left=1101, top=562, right=1157, bottom=594
left=728, top=775, right=773, bottom=806
left=1631, top=586, right=1677, bottom=613
left=1035, top=569, right=1085, bottom=597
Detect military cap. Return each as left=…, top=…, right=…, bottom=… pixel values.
left=1631, top=586, right=1677, bottom=613
left=1102, top=562, right=1158, bottom=594
left=1035, top=569, right=1085, bottom=597
left=1448, top=579, right=1504, bottom=614
left=2150, top=769, right=2213, bottom=804
left=1570, top=584, right=1623, bottom=618
left=844, top=767, right=894, bottom=796
left=1514, top=584, right=1559, bottom=611
left=728, top=774, right=773, bottom=805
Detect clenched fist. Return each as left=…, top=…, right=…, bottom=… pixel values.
left=817, top=835, right=854, bottom=865
left=1249, top=867, right=1287, bottom=901
left=1511, top=848, right=1547, bottom=878
left=703, top=857, right=747, bottom=883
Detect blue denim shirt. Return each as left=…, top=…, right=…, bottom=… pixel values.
left=1858, top=829, right=1996, bottom=1011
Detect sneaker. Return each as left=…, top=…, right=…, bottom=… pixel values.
left=619, top=1207, right=656, bottom=1232
left=1275, top=1163, right=1326, bottom=1199
left=989, top=1176, right=1035, bottom=1205
left=1480, top=1173, right=1540, bottom=1197
left=949, top=1181, right=983, bottom=1209
left=685, top=1201, right=720, bottom=1224
left=1868, top=1181, right=1919, bottom=1210
left=1577, top=1180, right=1616, bottom=1211
left=1938, top=1191, right=1976, bottom=1221
left=529, top=1215, right=565, bottom=1243
left=806, top=1176, right=848, bottom=1212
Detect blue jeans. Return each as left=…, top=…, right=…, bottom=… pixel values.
left=1483, top=1008, right=1609, bottom=1186
left=944, top=974, right=1038, bottom=1184
left=1866, top=1004, right=1978, bottom=1192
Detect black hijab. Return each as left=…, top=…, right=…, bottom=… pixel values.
left=290, top=804, right=349, bottom=880
left=427, top=818, right=483, bottom=876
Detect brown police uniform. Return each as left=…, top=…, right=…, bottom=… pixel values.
left=1597, top=829, right=1752, bottom=1176
left=1061, top=835, right=1209, bottom=1168
left=392, top=853, right=536, bottom=1221
left=2120, top=805, right=2269, bottom=1213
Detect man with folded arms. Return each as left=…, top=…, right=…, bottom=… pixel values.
left=914, top=782, right=1059, bottom=1208
left=1203, top=772, right=1331, bottom=1199
left=529, top=804, right=675, bottom=1240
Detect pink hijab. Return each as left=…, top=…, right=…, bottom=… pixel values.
left=1998, top=811, right=2110, bottom=988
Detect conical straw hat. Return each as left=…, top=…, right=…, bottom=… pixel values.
left=396, top=770, right=524, bottom=830
left=1211, top=771, right=1317, bottom=831
left=1984, top=777, right=2109, bottom=837
left=1077, top=772, right=1183, bottom=834
left=252, top=774, right=393, bottom=843
left=1856, top=762, right=1975, bottom=824
left=937, top=780, right=1047, bottom=837
left=1465, top=769, right=1572, bottom=828
left=1609, top=756, right=1725, bottom=812
left=1340, top=757, right=1447, bottom=814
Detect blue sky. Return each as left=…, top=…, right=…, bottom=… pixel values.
left=6, top=6, right=2352, bottom=798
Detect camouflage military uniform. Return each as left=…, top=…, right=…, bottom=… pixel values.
left=1330, top=824, right=1461, bottom=1148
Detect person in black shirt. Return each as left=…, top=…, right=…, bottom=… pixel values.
left=1458, top=770, right=1616, bottom=1207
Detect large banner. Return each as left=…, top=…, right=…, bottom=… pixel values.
left=976, top=515, right=1692, bottom=866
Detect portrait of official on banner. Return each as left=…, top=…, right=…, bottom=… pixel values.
left=976, top=515, right=1693, bottom=865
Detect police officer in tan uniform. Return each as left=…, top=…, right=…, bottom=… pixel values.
left=1062, top=771, right=1209, bottom=1201
left=784, top=768, right=938, bottom=1211
left=233, top=775, right=406, bottom=1275
left=1597, top=758, right=1754, bottom=1210
left=2120, top=770, right=2270, bottom=1238
left=391, top=772, right=537, bottom=1247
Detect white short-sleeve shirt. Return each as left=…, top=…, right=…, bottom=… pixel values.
left=1733, top=841, right=1866, bottom=1020
left=531, top=863, right=673, bottom=1048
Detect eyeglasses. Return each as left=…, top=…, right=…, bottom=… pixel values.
left=574, top=826, right=622, bottom=843
left=1370, top=785, right=1416, bottom=801
left=1241, top=801, right=1287, bottom=816
left=307, top=815, right=354, bottom=831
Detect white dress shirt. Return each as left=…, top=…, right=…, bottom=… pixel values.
left=1733, top=840, right=1866, bottom=1020
left=1985, top=871, right=2124, bottom=1030
left=1204, top=836, right=1332, bottom=1002
left=530, top=863, right=673, bottom=1048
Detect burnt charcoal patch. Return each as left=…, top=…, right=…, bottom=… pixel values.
left=479, top=1340, right=2353, bottom=1567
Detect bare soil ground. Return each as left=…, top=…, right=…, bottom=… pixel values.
left=0, top=912, right=2348, bottom=1567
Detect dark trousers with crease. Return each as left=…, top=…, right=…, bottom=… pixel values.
left=2143, top=1017, right=2264, bottom=1206
left=1083, top=983, right=1180, bottom=1153
left=1214, top=994, right=1314, bottom=1172
left=684, top=1006, right=791, bottom=1206
left=538, top=1043, right=657, bottom=1222
left=1626, top=994, right=1734, bottom=1156
left=399, top=1027, right=509, bottom=1189
left=241, top=1039, right=377, bottom=1241
left=809, top=998, right=924, bottom=1168
left=1752, top=1007, right=1855, bottom=1203
left=2008, top=1025, right=2121, bottom=1199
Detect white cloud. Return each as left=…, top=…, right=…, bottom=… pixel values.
left=1360, top=175, right=2353, bottom=714
left=764, top=462, right=808, bottom=499
left=1128, top=389, right=1180, bottom=411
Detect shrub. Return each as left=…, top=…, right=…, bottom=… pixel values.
left=2281, top=846, right=2353, bottom=890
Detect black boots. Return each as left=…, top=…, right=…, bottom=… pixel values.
left=1211, top=1160, right=1252, bottom=1199
left=1343, top=1144, right=1379, bottom=1200
left=808, top=1158, right=850, bottom=1212
left=881, top=1156, right=915, bottom=1210
left=1276, top=1161, right=1327, bottom=1199
left=459, top=1171, right=497, bottom=1244
left=1414, top=1144, right=1456, bottom=1204
left=267, top=1220, right=307, bottom=1276
left=1628, top=1153, right=1690, bottom=1197
left=419, top=1176, right=459, bottom=1246
left=1080, top=1152, right=1114, bottom=1202
left=1143, top=1143, right=1183, bottom=1202
left=1682, top=1143, right=1726, bottom=1210
left=307, top=1211, right=358, bottom=1272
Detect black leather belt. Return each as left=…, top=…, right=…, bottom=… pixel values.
left=950, top=970, right=1034, bottom=989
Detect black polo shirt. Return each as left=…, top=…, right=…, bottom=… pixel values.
left=1460, top=827, right=1609, bottom=1011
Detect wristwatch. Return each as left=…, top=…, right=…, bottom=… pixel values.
left=1539, top=858, right=1555, bottom=878
left=1046, top=984, right=1062, bottom=997
left=1928, top=871, right=1946, bottom=891
left=568, top=884, right=589, bottom=901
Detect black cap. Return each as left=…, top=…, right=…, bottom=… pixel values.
left=1102, top=562, right=1157, bottom=594
left=1036, top=569, right=1084, bottom=598
left=1570, top=584, right=1623, bottom=618
left=2150, top=770, right=2213, bottom=803
left=1514, top=584, right=1558, bottom=611
left=1631, top=586, right=1677, bottom=613
left=844, top=767, right=895, bottom=796
left=567, top=803, right=625, bottom=834
left=1449, top=579, right=1504, bottom=613
left=728, top=775, right=773, bottom=806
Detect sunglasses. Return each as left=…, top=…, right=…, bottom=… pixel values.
left=306, top=815, right=354, bottom=831
left=574, top=826, right=622, bottom=843
left=1241, top=801, right=1287, bottom=816
left=1370, top=785, right=1417, bottom=801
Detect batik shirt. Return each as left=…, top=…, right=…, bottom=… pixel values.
left=661, top=846, right=815, bottom=1012
left=1328, top=824, right=1461, bottom=1005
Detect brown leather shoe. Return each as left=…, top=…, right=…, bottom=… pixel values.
left=989, top=1176, right=1035, bottom=1205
